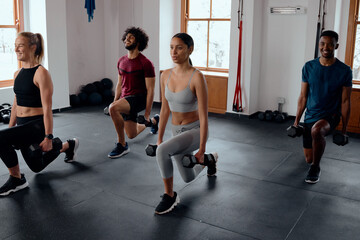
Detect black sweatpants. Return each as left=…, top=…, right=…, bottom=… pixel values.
left=0, top=115, right=59, bottom=173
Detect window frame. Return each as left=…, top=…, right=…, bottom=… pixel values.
left=345, top=0, right=360, bottom=84
left=0, top=0, right=24, bottom=88
left=181, top=0, right=231, bottom=73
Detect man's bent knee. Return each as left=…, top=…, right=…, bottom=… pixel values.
left=126, top=132, right=137, bottom=139
left=311, top=126, right=326, bottom=140
left=109, top=100, right=130, bottom=116
left=124, top=122, right=140, bottom=139
left=311, top=120, right=330, bottom=138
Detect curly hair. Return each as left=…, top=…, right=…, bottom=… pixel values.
left=122, top=27, right=149, bottom=52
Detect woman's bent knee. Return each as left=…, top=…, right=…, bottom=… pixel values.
left=182, top=175, right=195, bottom=183
left=28, top=165, right=43, bottom=173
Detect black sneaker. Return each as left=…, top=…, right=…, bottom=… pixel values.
left=0, top=174, right=28, bottom=196
left=64, top=138, right=79, bottom=163
left=205, top=152, right=218, bottom=176
left=150, top=114, right=160, bottom=134
left=155, top=192, right=180, bottom=215
left=108, top=142, right=130, bottom=159
left=305, top=165, right=321, bottom=184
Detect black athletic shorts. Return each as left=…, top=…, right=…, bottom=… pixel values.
left=303, top=114, right=341, bottom=149
left=121, top=94, right=146, bottom=122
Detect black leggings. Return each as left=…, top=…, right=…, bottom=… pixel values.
left=0, top=115, right=58, bottom=173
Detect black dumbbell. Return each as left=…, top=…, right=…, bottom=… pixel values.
left=145, top=144, right=157, bottom=156
left=28, top=137, right=63, bottom=161
left=274, top=112, right=288, bottom=123
left=287, top=125, right=304, bottom=138
left=333, top=132, right=349, bottom=146
left=182, top=153, right=216, bottom=168
left=1, top=103, right=11, bottom=108
left=265, top=110, right=274, bottom=121
left=136, top=115, right=152, bottom=127
left=0, top=108, right=11, bottom=124
left=258, top=112, right=265, bottom=121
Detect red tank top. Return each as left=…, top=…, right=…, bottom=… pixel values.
left=117, top=53, right=155, bottom=97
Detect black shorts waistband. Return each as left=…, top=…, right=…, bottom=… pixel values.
left=16, top=115, right=43, bottom=125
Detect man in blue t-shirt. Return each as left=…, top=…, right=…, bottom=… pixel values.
left=293, top=30, right=352, bottom=184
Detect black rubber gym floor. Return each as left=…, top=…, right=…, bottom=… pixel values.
left=1, top=105, right=360, bottom=240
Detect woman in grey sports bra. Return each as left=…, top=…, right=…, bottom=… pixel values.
left=154, top=33, right=218, bottom=215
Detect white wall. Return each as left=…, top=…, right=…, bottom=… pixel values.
left=132, top=0, right=161, bottom=101
left=258, top=0, right=308, bottom=115
left=66, top=0, right=106, bottom=95
left=159, top=0, right=181, bottom=71
left=45, top=0, right=70, bottom=109
left=104, top=0, right=121, bottom=85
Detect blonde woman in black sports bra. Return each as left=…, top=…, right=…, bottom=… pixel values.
left=0, top=32, right=79, bottom=196
left=154, top=33, right=218, bottom=215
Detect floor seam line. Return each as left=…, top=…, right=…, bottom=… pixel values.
left=284, top=195, right=316, bottom=240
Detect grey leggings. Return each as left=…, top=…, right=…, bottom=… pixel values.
left=156, top=120, right=207, bottom=182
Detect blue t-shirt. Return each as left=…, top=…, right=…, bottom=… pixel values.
left=302, top=58, right=352, bottom=123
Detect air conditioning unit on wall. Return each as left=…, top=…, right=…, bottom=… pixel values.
left=270, top=7, right=306, bottom=15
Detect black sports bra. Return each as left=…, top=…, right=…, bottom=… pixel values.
left=13, top=65, right=42, bottom=108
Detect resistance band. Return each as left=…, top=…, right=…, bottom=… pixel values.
left=233, top=0, right=244, bottom=112
left=322, top=0, right=327, bottom=32
left=314, top=0, right=322, bottom=58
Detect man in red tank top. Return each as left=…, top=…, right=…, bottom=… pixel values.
left=108, top=27, right=159, bottom=159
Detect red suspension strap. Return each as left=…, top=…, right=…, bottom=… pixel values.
left=233, top=0, right=243, bottom=112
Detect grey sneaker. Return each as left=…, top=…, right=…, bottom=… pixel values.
left=0, top=174, right=28, bottom=196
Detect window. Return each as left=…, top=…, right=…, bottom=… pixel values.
left=345, top=0, right=360, bottom=83
left=0, top=0, right=23, bottom=88
left=181, top=0, right=231, bottom=72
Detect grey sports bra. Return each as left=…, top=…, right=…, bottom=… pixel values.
left=165, top=69, right=198, bottom=113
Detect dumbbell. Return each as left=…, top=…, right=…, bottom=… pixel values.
left=287, top=125, right=304, bottom=138
left=333, top=132, right=349, bottom=146
left=265, top=110, right=274, bottom=121
left=258, top=112, right=265, bottom=121
left=258, top=110, right=273, bottom=121
left=182, top=153, right=215, bottom=168
left=136, top=115, right=152, bottom=127
left=274, top=112, right=288, bottom=123
left=1, top=103, right=11, bottom=108
left=145, top=144, right=157, bottom=156
left=0, top=108, right=11, bottom=124
left=104, top=106, right=110, bottom=115
left=28, top=137, right=63, bottom=161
